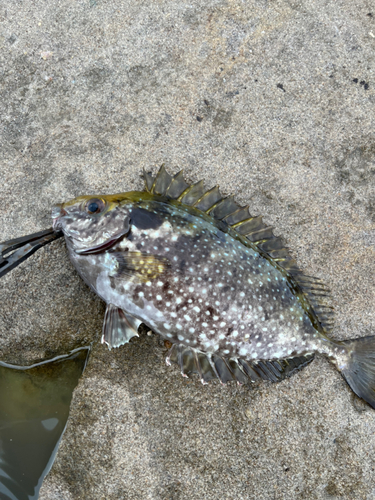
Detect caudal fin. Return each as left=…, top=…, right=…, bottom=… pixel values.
left=337, top=336, right=375, bottom=409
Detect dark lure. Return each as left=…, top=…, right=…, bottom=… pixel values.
left=1, top=166, right=375, bottom=408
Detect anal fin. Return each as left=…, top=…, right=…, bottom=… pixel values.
left=102, top=304, right=141, bottom=349
left=165, top=344, right=314, bottom=385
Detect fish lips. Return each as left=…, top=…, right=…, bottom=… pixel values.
left=51, top=204, right=67, bottom=231
left=74, top=218, right=131, bottom=255
left=74, top=231, right=128, bottom=255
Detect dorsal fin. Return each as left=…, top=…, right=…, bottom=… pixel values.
left=179, top=180, right=206, bottom=205
left=165, top=344, right=314, bottom=385
left=143, top=166, right=334, bottom=333
left=151, top=164, right=173, bottom=196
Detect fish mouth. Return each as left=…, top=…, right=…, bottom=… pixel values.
left=74, top=230, right=128, bottom=255
left=51, top=204, right=67, bottom=231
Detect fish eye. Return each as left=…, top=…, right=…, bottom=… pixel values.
left=85, top=198, right=105, bottom=214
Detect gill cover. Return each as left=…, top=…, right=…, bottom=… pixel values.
left=54, top=196, right=131, bottom=254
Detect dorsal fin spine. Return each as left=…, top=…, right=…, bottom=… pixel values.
left=164, top=171, right=185, bottom=198
left=222, top=205, right=249, bottom=221
left=253, top=239, right=269, bottom=245
left=192, top=185, right=219, bottom=207
left=177, top=184, right=195, bottom=202
left=143, top=169, right=154, bottom=192
left=206, top=195, right=231, bottom=215
left=150, top=164, right=165, bottom=194
left=231, top=216, right=256, bottom=228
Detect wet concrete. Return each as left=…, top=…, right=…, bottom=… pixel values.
left=0, top=0, right=374, bottom=498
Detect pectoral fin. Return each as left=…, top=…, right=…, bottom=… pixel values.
left=110, top=252, right=170, bottom=283
left=102, top=304, right=142, bottom=349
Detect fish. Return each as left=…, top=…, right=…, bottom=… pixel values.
left=2, top=166, right=375, bottom=408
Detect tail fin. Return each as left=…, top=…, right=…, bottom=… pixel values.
left=337, top=336, right=375, bottom=409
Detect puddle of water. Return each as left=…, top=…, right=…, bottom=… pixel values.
left=0, top=346, right=90, bottom=500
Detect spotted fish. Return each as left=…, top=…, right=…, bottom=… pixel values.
left=34, top=166, right=375, bottom=408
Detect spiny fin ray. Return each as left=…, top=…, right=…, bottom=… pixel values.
left=179, top=180, right=206, bottom=205
left=166, top=344, right=314, bottom=384
left=143, top=170, right=154, bottom=192
left=165, top=171, right=189, bottom=199
left=152, top=164, right=173, bottom=196
left=208, top=196, right=241, bottom=220
left=194, top=186, right=222, bottom=212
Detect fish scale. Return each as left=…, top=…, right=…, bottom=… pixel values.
left=8, top=164, right=368, bottom=408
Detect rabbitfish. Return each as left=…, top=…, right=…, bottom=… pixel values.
left=51, top=166, right=375, bottom=408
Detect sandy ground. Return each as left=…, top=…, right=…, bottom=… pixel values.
left=0, top=0, right=375, bottom=498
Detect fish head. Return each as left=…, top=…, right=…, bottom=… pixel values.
left=52, top=194, right=133, bottom=254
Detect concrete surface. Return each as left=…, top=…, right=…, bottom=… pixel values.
left=0, top=0, right=375, bottom=498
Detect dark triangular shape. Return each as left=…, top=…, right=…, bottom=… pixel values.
left=165, top=171, right=190, bottom=199
left=143, top=170, right=154, bottom=192
left=152, top=164, right=173, bottom=196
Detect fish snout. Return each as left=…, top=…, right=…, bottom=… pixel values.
left=51, top=204, right=67, bottom=230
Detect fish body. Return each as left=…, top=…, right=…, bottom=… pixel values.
left=51, top=167, right=375, bottom=404
left=62, top=193, right=331, bottom=359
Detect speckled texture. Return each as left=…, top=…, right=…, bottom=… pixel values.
left=0, top=0, right=375, bottom=498
left=54, top=184, right=338, bottom=368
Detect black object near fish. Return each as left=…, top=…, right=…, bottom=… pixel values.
left=0, top=347, right=90, bottom=500
left=1, top=166, right=375, bottom=410
left=0, top=229, right=63, bottom=279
